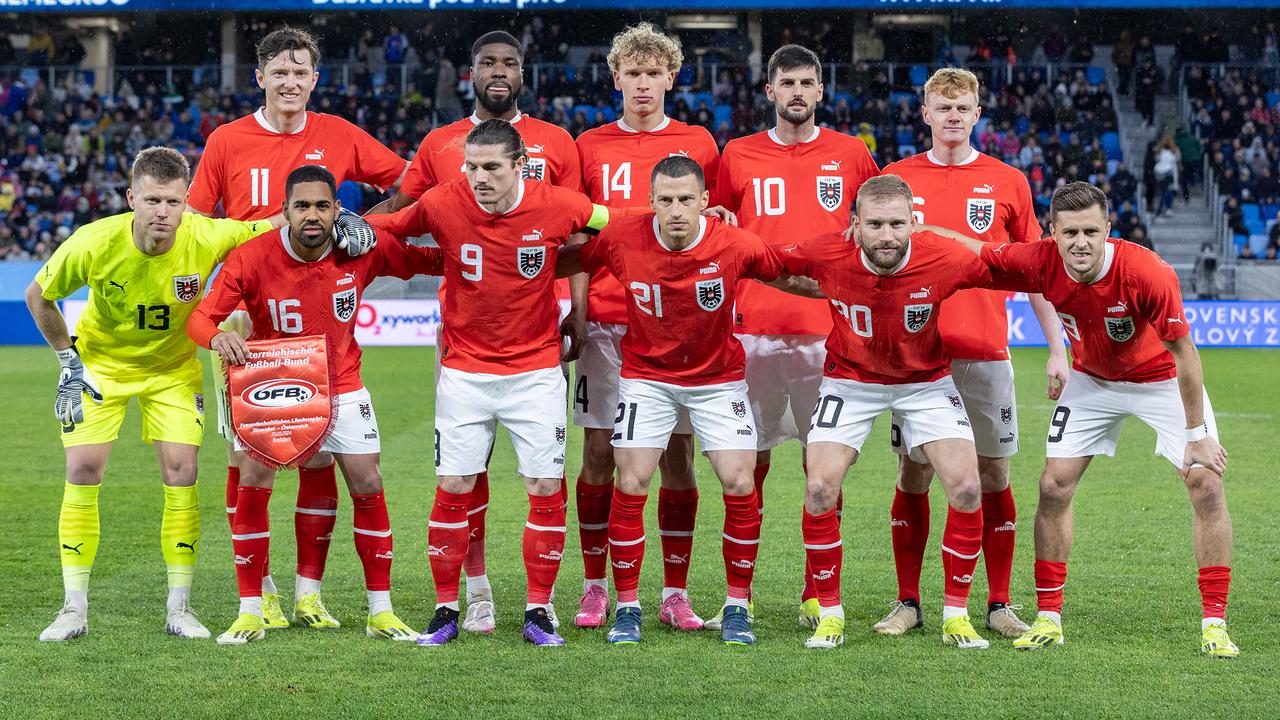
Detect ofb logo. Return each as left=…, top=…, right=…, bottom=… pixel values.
left=173, top=273, right=201, bottom=304
left=966, top=198, right=995, bottom=234
left=555, top=425, right=566, bottom=445
left=1000, top=404, right=1013, bottom=425
left=522, top=158, right=547, bottom=181
left=241, top=379, right=317, bottom=408
left=904, top=303, right=933, bottom=333
left=816, top=176, right=843, bottom=211
left=1105, top=316, right=1135, bottom=341
left=518, top=246, right=546, bottom=278
left=731, top=399, right=747, bottom=418
left=695, top=277, right=724, bottom=311
left=333, top=288, right=357, bottom=322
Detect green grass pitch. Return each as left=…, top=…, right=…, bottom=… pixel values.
left=0, top=346, right=1275, bottom=720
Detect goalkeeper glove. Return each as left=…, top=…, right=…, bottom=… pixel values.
left=54, top=345, right=104, bottom=428
left=335, top=207, right=378, bottom=257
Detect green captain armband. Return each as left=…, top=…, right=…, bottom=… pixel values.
left=583, top=204, right=610, bottom=235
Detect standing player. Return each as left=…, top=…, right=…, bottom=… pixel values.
left=375, top=30, right=582, bottom=635
left=187, top=27, right=409, bottom=631
left=783, top=175, right=1008, bottom=650
left=563, top=156, right=805, bottom=646
left=27, top=148, right=275, bottom=641
left=876, top=67, right=1067, bottom=639
left=190, top=165, right=440, bottom=645
left=570, top=22, right=722, bottom=631
left=368, top=120, right=610, bottom=647
left=941, top=182, right=1237, bottom=658
left=712, top=44, right=879, bottom=629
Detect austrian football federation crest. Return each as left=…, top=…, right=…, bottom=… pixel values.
left=731, top=400, right=747, bottom=418
left=904, top=303, right=933, bottom=333
left=555, top=425, right=566, bottom=445
left=1105, top=315, right=1136, bottom=342
left=173, top=273, right=201, bottom=304
left=333, top=288, right=357, bottom=323
left=359, top=402, right=372, bottom=421
left=966, top=198, right=995, bottom=234
left=816, top=176, right=843, bottom=211
left=946, top=393, right=963, bottom=409
left=522, top=158, right=547, bottom=181
left=517, top=246, right=546, bottom=279
left=1000, top=404, right=1013, bottom=425
left=695, top=278, right=724, bottom=311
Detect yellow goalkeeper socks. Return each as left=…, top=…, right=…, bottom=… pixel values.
left=59, top=482, right=100, bottom=611
left=161, top=483, right=200, bottom=610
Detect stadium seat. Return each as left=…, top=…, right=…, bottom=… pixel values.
left=674, top=91, right=696, bottom=108
left=897, top=129, right=915, bottom=146
left=909, top=64, right=929, bottom=87
left=563, top=66, right=577, bottom=83
left=1244, top=218, right=1266, bottom=236
left=1015, top=116, right=1031, bottom=134
left=1267, top=91, right=1280, bottom=109
left=898, top=144, right=917, bottom=157
left=833, top=91, right=853, bottom=107
left=1249, top=234, right=1270, bottom=255
left=693, top=91, right=713, bottom=110
left=574, top=104, right=595, bottom=120
left=714, top=104, right=732, bottom=127
left=1101, top=131, right=1123, bottom=160
left=891, top=91, right=916, bottom=107
left=1107, top=159, right=1119, bottom=177
left=675, top=67, right=696, bottom=87
left=1233, top=234, right=1249, bottom=253
left=1242, top=203, right=1261, bottom=220
left=1086, top=66, right=1107, bottom=85
left=1263, top=204, right=1280, bottom=222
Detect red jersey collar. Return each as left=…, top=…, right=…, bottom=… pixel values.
left=652, top=215, right=707, bottom=252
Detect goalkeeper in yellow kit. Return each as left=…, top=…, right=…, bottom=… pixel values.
left=25, top=147, right=376, bottom=641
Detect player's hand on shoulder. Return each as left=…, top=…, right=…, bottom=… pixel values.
left=212, top=331, right=251, bottom=366
left=336, top=208, right=378, bottom=257
left=1182, top=437, right=1228, bottom=479
left=54, top=345, right=103, bottom=427
left=703, top=205, right=738, bottom=227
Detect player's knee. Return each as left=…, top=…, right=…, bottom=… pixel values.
left=977, top=457, right=1010, bottom=492
left=804, top=477, right=839, bottom=513
left=65, top=459, right=105, bottom=486
left=1038, top=470, right=1076, bottom=508
left=897, top=457, right=933, bottom=493
left=658, top=444, right=695, bottom=483
left=948, top=479, right=982, bottom=511
left=581, top=432, right=616, bottom=480
left=162, top=458, right=198, bottom=487
left=1184, top=468, right=1225, bottom=504
left=720, top=472, right=753, bottom=496
left=347, top=471, right=383, bottom=495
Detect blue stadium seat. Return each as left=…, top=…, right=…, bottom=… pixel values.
left=675, top=67, right=696, bottom=87
left=833, top=91, right=853, bottom=107
left=714, top=104, right=733, bottom=127
left=974, top=117, right=990, bottom=137
left=1086, top=66, right=1107, bottom=85
left=1249, top=234, right=1270, bottom=255
left=1233, top=234, right=1249, bottom=253
left=693, top=92, right=713, bottom=110
left=891, top=91, right=916, bottom=107
left=909, top=64, right=929, bottom=87
left=1263, top=203, right=1280, bottom=222
left=1101, top=131, right=1122, bottom=161
left=898, top=144, right=917, bottom=157
left=1244, top=217, right=1266, bottom=236
left=897, top=129, right=915, bottom=146
left=1267, top=91, right=1280, bottom=109
left=574, top=104, right=595, bottom=120
left=673, top=91, right=696, bottom=108
left=1015, top=116, right=1030, bottom=135
left=1242, top=202, right=1261, bottom=220
left=1107, top=159, right=1119, bottom=177
left=562, top=66, right=577, bottom=83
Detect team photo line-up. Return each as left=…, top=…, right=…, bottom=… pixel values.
left=26, top=21, right=1237, bottom=657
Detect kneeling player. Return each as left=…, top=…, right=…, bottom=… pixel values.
left=564, top=155, right=804, bottom=646
left=190, top=165, right=443, bottom=644
left=370, top=119, right=610, bottom=647
left=941, top=182, right=1238, bottom=657
left=782, top=175, right=1013, bottom=650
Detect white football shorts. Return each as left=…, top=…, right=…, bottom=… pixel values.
left=1045, top=369, right=1218, bottom=468
left=892, top=358, right=1018, bottom=462
left=612, top=377, right=757, bottom=452
left=808, top=375, right=974, bottom=453
left=435, top=365, right=567, bottom=479
left=738, top=333, right=825, bottom=450
left=574, top=320, right=692, bottom=433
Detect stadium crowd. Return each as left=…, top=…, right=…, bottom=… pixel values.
left=1, top=17, right=1273, bottom=261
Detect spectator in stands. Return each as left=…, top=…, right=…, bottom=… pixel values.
left=1135, top=57, right=1160, bottom=128
left=1239, top=242, right=1257, bottom=260
left=385, top=25, right=409, bottom=66
left=1042, top=26, right=1067, bottom=62
left=1129, top=225, right=1153, bottom=251
left=1153, top=137, right=1180, bottom=217
left=1110, top=161, right=1138, bottom=205
left=1113, top=30, right=1134, bottom=96
left=853, top=26, right=884, bottom=63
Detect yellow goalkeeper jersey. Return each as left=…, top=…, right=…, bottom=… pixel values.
left=35, top=212, right=271, bottom=377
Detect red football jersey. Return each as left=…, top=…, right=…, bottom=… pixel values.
left=369, top=179, right=604, bottom=375
left=782, top=231, right=996, bottom=385
left=577, top=117, right=721, bottom=324
left=577, top=215, right=782, bottom=386
left=189, top=109, right=407, bottom=220
left=399, top=112, right=582, bottom=198
left=189, top=228, right=443, bottom=393
left=714, top=127, right=879, bottom=336
left=981, top=239, right=1188, bottom=383
left=883, top=149, right=1042, bottom=361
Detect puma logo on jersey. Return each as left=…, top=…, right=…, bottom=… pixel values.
left=1168, top=316, right=1184, bottom=324
left=1108, top=301, right=1128, bottom=313
left=699, top=261, right=722, bottom=275
left=821, top=160, right=843, bottom=171
left=337, top=272, right=356, bottom=286
left=669, top=149, right=690, bottom=158
left=305, top=148, right=326, bottom=161
left=527, top=144, right=545, bottom=154
left=522, top=228, right=544, bottom=242
left=909, top=286, right=932, bottom=299
left=108, top=280, right=128, bottom=293
left=973, top=184, right=994, bottom=194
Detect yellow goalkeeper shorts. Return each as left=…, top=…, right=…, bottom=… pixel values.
left=61, top=357, right=206, bottom=448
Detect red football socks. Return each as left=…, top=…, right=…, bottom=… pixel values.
left=576, top=476, right=613, bottom=581
left=524, top=492, right=567, bottom=605
left=941, top=505, right=983, bottom=609
left=803, top=508, right=842, bottom=607
left=609, top=490, right=648, bottom=604
left=722, top=491, right=762, bottom=600
left=428, top=488, right=470, bottom=605
left=232, top=486, right=272, bottom=600
left=658, top=486, right=697, bottom=590
left=463, top=471, right=490, bottom=579
left=295, top=464, right=338, bottom=582
left=891, top=488, right=930, bottom=603
left=351, top=491, right=393, bottom=592
left=982, top=486, right=1017, bottom=606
